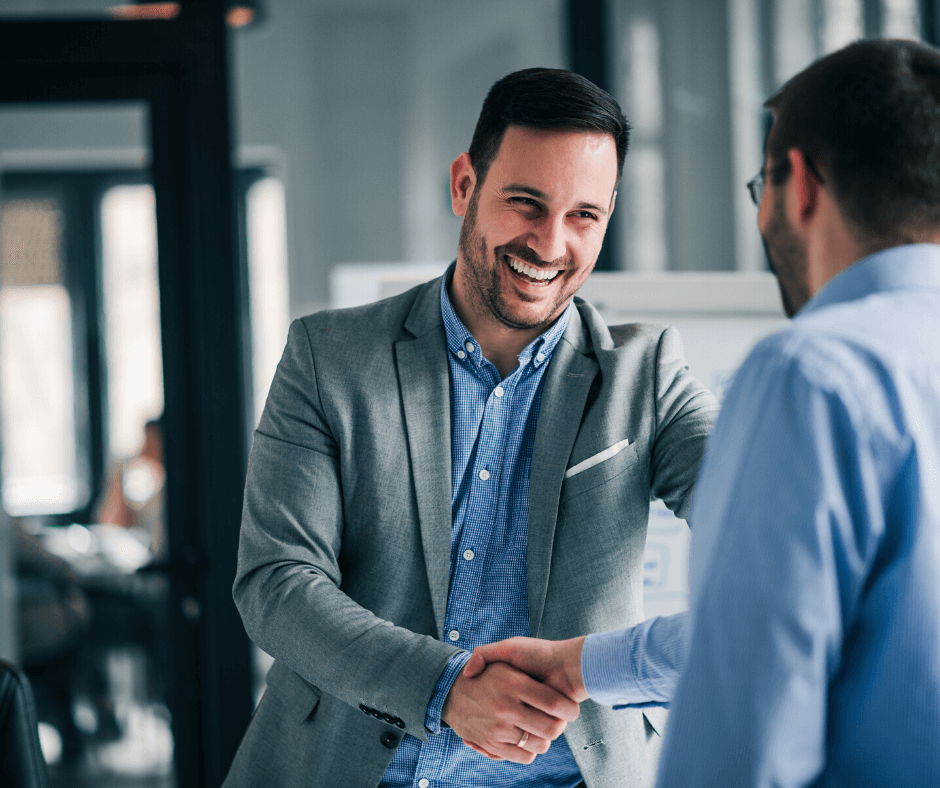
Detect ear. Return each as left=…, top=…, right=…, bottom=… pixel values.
left=786, top=147, right=821, bottom=228
left=450, top=152, right=477, bottom=217
left=608, top=189, right=617, bottom=220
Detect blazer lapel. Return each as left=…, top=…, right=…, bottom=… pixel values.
left=396, top=279, right=452, bottom=637
left=527, top=308, right=598, bottom=637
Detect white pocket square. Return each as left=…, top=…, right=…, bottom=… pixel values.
left=564, top=438, right=632, bottom=479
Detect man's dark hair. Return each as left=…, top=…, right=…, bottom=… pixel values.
left=766, top=38, right=940, bottom=243
left=468, top=67, right=630, bottom=186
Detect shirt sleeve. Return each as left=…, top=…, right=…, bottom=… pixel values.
left=655, top=338, right=879, bottom=788
left=581, top=613, right=689, bottom=708
left=424, top=650, right=472, bottom=735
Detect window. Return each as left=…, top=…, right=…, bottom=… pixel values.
left=100, top=184, right=163, bottom=460
left=0, top=198, right=86, bottom=515
left=245, top=176, right=290, bottom=425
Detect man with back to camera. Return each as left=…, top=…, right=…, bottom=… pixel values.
left=223, top=67, right=719, bottom=788
left=467, top=39, right=940, bottom=787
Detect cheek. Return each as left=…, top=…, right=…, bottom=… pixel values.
left=757, top=197, right=769, bottom=235
left=574, top=227, right=606, bottom=263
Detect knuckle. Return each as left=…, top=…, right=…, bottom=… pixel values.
left=546, top=719, right=567, bottom=739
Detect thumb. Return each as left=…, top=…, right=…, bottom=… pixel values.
left=462, top=651, right=487, bottom=678
left=464, top=640, right=518, bottom=679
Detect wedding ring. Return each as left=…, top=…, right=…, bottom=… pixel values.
left=516, top=730, right=529, bottom=748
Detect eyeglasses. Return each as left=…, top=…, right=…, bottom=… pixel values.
left=747, top=155, right=824, bottom=206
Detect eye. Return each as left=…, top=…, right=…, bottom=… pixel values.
left=575, top=210, right=599, bottom=221
left=510, top=196, right=541, bottom=210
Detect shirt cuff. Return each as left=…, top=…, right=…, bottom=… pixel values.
left=582, top=629, right=645, bottom=708
left=424, top=650, right=472, bottom=734
left=581, top=613, right=689, bottom=709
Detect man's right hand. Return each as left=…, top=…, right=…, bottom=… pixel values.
left=441, top=660, right=580, bottom=764
left=462, top=636, right=589, bottom=703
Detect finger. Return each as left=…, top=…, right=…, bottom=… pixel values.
left=485, top=742, right=537, bottom=765
left=516, top=676, right=581, bottom=723
left=518, top=732, right=552, bottom=756
left=463, top=740, right=503, bottom=760
left=471, top=639, right=520, bottom=666
left=464, top=737, right=535, bottom=765
left=497, top=701, right=569, bottom=744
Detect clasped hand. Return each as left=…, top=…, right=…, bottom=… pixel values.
left=441, top=636, right=587, bottom=764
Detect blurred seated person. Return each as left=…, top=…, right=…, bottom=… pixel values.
left=14, top=520, right=108, bottom=758
left=94, top=417, right=166, bottom=562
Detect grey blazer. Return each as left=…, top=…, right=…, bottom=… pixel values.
left=225, top=274, right=718, bottom=788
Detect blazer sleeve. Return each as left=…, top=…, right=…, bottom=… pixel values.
left=232, top=319, right=459, bottom=740
left=649, top=326, right=720, bottom=521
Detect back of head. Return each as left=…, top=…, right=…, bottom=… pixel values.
left=766, top=39, right=940, bottom=244
left=468, top=67, right=630, bottom=186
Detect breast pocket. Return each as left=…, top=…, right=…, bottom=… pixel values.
left=560, top=442, right=639, bottom=503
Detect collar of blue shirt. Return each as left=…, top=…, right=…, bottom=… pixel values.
left=800, top=242, right=940, bottom=318
left=439, top=265, right=573, bottom=373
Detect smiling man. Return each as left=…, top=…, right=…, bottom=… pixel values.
left=224, top=68, right=718, bottom=788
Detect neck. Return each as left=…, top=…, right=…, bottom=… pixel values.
left=447, top=269, right=558, bottom=379
left=469, top=321, right=545, bottom=379
left=803, top=195, right=874, bottom=300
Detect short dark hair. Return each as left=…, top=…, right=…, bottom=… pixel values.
left=468, top=67, right=630, bottom=186
left=766, top=38, right=940, bottom=242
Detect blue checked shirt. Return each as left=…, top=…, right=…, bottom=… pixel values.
left=380, top=277, right=582, bottom=788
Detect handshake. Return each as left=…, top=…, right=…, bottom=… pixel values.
left=440, top=636, right=588, bottom=765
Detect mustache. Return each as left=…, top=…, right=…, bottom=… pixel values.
left=494, top=241, right=572, bottom=270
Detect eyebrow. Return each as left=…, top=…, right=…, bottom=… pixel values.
left=503, top=183, right=609, bottom=216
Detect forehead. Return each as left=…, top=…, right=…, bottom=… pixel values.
left=485, top=125, right=619, bottom=202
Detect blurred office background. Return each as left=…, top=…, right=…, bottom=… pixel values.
left=0, top=0, right=931, bottom=786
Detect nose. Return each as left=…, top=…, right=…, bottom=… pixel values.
left=526, top=212, right=568, bottom=263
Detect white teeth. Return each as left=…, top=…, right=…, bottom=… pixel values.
left=506, top=256, right=560, bottom=281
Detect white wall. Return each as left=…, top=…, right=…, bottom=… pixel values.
left=233, top=0, right=565, bottom=317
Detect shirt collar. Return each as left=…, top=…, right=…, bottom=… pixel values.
left=800, top=243, right=940, bottom=318
left=439, top=266, right=573, bottom=371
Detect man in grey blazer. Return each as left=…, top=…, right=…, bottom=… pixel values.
left=226, top=68, right=718, bottom=788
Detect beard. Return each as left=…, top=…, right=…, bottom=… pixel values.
left=761, top=191, right=809, bottom=319
left=456, top=190, right=584, bottom=331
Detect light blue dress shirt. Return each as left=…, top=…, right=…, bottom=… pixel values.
left=586, top=245, right=940, bottom=787
left=381, top=276, right=582, bottom=788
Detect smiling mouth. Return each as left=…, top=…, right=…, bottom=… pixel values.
left=504, top=254, right=561, bottom=283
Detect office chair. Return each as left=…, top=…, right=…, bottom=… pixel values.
left=0, top=660, right=50, bottom=788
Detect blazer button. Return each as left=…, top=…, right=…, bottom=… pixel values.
left=394, top=718, right=405, bottom=729
left=380, top=731, right=399, bottom=749
left=359, top=704, right=371, bottom=715
left=381, top=712, right=396, bottom=724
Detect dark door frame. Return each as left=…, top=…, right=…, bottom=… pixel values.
left=0, top=3, right=253, bottom=786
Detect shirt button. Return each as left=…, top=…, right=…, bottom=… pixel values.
left=493, top=386, right=504, bottom=398
left=478, top=469, right=490, bottom=481
left=418, top=781, right=430, bottom=788
left=449, top=630, right=460, bottom=641
left=465, top=341, right=475, bottom=353
left=617, top=698, right=630, bottom=705
left=456, top=350, right=466, bottom=359
left=536, top=352, right=545, bottom=363
left=463, top=549, right=474, bottom=561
